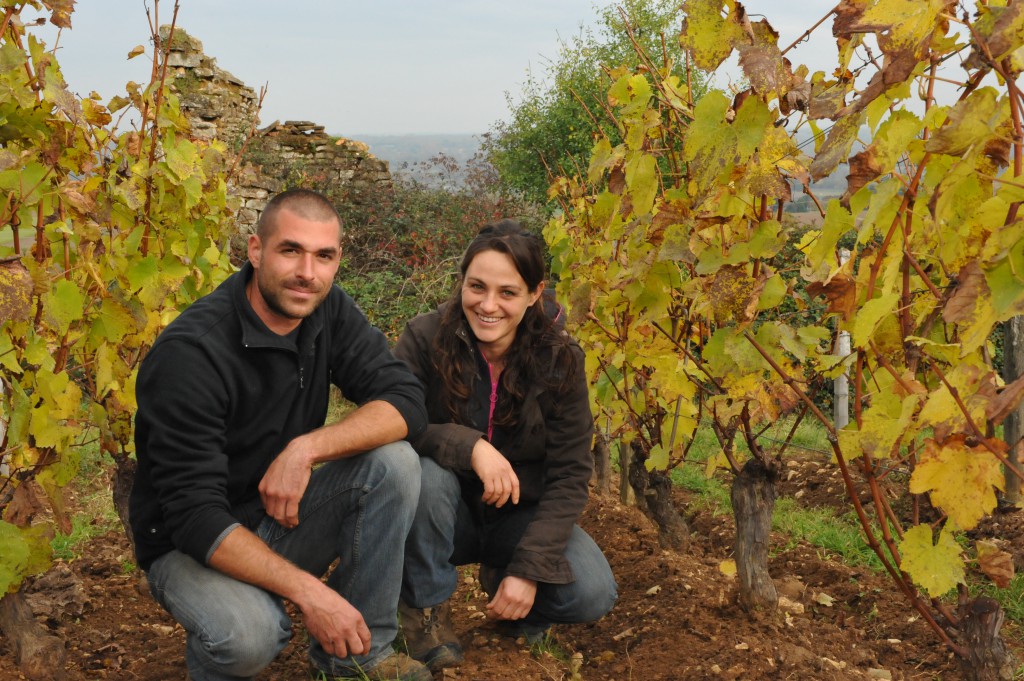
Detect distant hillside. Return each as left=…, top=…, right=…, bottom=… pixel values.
left=350, top=131, right=850, bottom=200
left=354, top=134, right=483, bottom=181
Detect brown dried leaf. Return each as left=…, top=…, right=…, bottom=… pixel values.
left=608, top=165, right=625, bottom=195
left=983, top=2, right=1024, bottom=64
left=737, top=19, right=797, bottom=100
left=943, top=261, right=987, bottom=324
left=976, top=540, right=1015, bottom=588
left=985, top=371, right=1024, bottom=424
left=3, top=482, right=44, bottom=527
left=44, top=0, right=75, bottom=28
left=834, top=49, right=919, bottom=119
left=842, top=146, right=885, bottom=204
left=832, top=0, right=870, bottom=38
left=807, top=271, right=857, bottom=320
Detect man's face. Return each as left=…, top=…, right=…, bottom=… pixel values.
left=246, top=208, right=342, bottom=334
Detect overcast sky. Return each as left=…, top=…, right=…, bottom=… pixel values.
left=31, top=1, right=843, bottom=137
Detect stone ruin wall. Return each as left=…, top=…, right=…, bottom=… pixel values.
left=160, top=26, right=391, bottom=246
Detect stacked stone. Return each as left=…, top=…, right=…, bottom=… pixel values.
left=159, top=26, right=259, bottom=146
left=156, top=26, right=392, bottom=247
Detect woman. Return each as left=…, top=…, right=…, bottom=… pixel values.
left=395, top=220, right=617, bottom=673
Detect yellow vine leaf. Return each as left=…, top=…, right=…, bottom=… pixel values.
left=645, top=443, right=670, bottom=471
left=985, top=253, right=1024, bottom=320
left=679, top=0, right=746, bottom=71
left=917, top=362, right=989, bottom=439
left=0, top=261, right=32, bottom=323
left=899, top=524, right=965, bottom=598
left=741, top=125, right=807, bottom=199
left=854, top=0, right=953, bottom=54
left=855, top=387, right=921, bottom=460
left=44, top=279, right=86, bottom=336
left=0, top=522, right=53, bottom=595
left=872, top=110, right=924, bottom=170
left=684, top=93, right=771, bottom=191
left=851, top=292, right=898, bottom=349
left=809, top=111, right=865, bottom=181
left=625, top=153, right=658, bottom=216
left=705, top=449, right=731, bottom=477
left=925, top=88, right=1008, bottom=159
left=909, top=436, right=1004, bottom=530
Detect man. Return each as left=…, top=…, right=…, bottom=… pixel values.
left=129, top=189, right=432, bottom=681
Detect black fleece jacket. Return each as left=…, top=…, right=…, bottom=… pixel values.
left=394, top=302, right=593, bottom=584
left=129, top=262, right=427, bottom=571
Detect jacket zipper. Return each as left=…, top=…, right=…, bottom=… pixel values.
left=486, top=361, right=498, bottom=441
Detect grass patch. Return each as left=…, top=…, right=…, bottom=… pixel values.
left=663, top=417, right=882, bottom=570
left=670, top=462, right=730, bottom=513
left=771, top=498, right=882, bottom=570
left=974, top=572, right=1024, bottom=623
left=52, top=509, right=120, bottom=561
left=50, top=439, right=121, bottom=561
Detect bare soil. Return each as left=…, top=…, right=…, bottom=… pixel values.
left=2, top=462, right=1022, bottom=681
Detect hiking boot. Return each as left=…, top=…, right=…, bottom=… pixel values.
left=309, top=651, right=432, bottom=681
left=398, top=598, right=464, bottom=672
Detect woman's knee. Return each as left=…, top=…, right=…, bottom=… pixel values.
left=373, top=440, right=421, bottom=499
left=575, top=572, right=618, bottom=621
left=419, top=457, right=459, bottom=495
left=563, top=527, right=618, bottom=621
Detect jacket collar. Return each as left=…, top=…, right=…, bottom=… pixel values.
left=231, top=261, right=324, bottom=353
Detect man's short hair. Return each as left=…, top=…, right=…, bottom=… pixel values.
left=256, top=189, right=344, bottom=241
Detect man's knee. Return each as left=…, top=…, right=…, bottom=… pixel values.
left=190, top=605, right=290, bottom=676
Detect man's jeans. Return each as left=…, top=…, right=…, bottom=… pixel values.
left=402, top=458, right=617, bottom=630
left=145, top=442, right=421, bottom=681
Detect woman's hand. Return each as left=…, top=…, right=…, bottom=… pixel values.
left=486, top=575, right=537, bottom=621
left=471, top=439, right=520, bottom=507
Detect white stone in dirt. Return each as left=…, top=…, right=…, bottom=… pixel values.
left=867, top=669, right=893, bottom=680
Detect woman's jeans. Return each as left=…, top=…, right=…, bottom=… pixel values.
left=145, top=442, right=421, bottom=681
left=402, top=457, right=617, bottom=630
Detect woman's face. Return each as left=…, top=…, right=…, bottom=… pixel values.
left=461, top=249, right=543, bottom=362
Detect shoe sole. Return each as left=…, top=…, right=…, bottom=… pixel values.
left=421, top=643, right=464, bottom=672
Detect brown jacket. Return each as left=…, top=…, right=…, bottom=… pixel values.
left=394, top=307, right=594, bottom=584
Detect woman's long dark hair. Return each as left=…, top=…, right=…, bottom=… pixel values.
left=434, top=220, right=581, bottom=428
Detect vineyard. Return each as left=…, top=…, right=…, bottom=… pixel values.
left=2, top=0, right=1024, bottom=680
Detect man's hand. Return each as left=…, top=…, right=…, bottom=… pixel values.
left=471, top=439, right=520, bottom=508
left=210, top=529, right=370, bottom=658
left=298, top=583, right=372, bottom=658
left=259, top=437, right=315, bottom=527
left=485, top=575, right=537, bottom=621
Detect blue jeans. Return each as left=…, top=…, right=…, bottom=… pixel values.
left=402, top=458, right=617, bottom=630
left=145, top=442, right=421, bottom=681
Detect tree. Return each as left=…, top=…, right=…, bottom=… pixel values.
left=0, top=3, right=238, bottom=677
left=546, top=0, right=1024, bottom=676
left=483, top=0, right=707, bottom=206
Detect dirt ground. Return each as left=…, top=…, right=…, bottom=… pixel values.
left=2, top=462, right=1022, bottom=681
